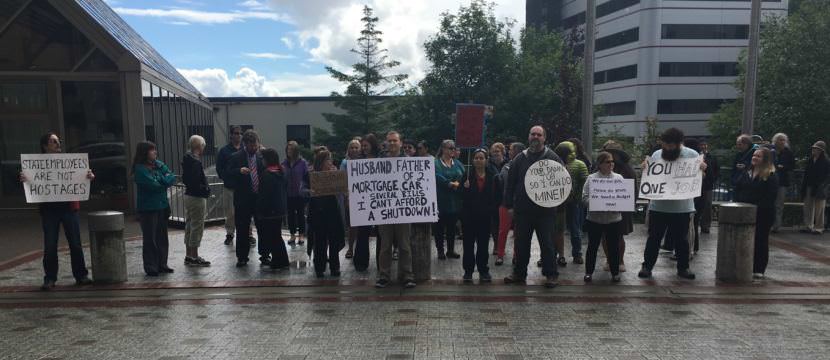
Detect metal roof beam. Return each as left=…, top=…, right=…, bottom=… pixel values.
left=0, top=0, right=33, bottom=38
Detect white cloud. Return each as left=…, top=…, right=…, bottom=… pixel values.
left=243, top=52, right=295, bottom=60
left=178, top=67, right=343, bottom=97
left=113, top=7, right=292, bottom=25
left=239, top=0, right=271, bottom=11
left=167, top=21, right=191, bottom=26
left=280, top=36, right=294, bottom=49
left=266, top=0, right=525, bottom=85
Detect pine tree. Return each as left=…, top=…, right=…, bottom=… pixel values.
left=315, top=5, right=408, bottom=152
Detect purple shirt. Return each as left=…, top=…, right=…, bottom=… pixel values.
left=282, top=157, right=309, bottom=198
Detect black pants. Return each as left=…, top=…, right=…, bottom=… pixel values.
left=353, top=226, right=372, bottom=271
left=41, top=210, right=88, bottom=282
left=139, top=208, right=170, bottom=275
left=235, top=198, right=265, bottom=262
left=462, top=214, right=490, bottom=274
left=643, top=211, right=691, bottom=272
left=754, top=207, right=774, bottom=274
left=286, top=196, right=307, bottom=235
left=586, top=220, right=621, bottom=276
left=259, top=217, right=289, bottom=268
left=433, top=212, right=458, bottom=253
left=513, top=211, right=558, bottom=278
left=313, top=228, right=341, bottom=275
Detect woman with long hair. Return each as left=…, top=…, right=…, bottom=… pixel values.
left=182, top=135, right=211, bottom=267
left=341, top=139, right=363, bottom=259
left=257, top=148, right=290, bottom=270
left=434, top=139, right=465, bottom=260
left=734, top=147, right=778, bottom=279
left=461, top=148, right=496, bottom=282
left=283, top=141, right=310, bottom=246
left=133, top=141, right=177, bottom=276
left=307, top=149, right=345, bottom=277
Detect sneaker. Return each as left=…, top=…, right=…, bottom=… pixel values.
left=392, top=250, right=399, bottom=261
left=753, top=273, right=765, bottom=279
left=677, top=269, right=696, bottom=280
left=41, top=280, right=56, bottom=290
left=544, top=276, right=559, bottom=288
left=583, top=274, right=592, bottom=283
left=235, top=260, right=248, bottom=268
left=75, top=277, right=93, bottom=286
left=463, top=272, right=473, bottom=282
left=375, top=279, right=389, bottom=288
left=495, top=257, right=504, bottom=266
left=557, top=257, right=567, bottom=267
left=403, top=279, right=417, bottom=289
left=612, top=275, right=622, bottom=282
left=193, top=257, right=212, bottom=267
left=504, top=274, right=526, bottom=285
left=637, top=267, right=652, bottom=279
left=480, top=272, right=492, bottom=283
left=159, top=267, right=174, bottom=274
left=224, top=234, right=233, bottom=245
left=573, top=256, right=584, bottom=265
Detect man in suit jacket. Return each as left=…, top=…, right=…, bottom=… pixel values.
left=226, top=130, right=268, bottom=266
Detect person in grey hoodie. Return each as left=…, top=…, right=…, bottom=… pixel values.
left=581, top=152, right=623, bottom=283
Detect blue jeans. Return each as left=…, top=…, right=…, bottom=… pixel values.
left=41, top=210, right=88, bottom=282
left=566, top=202, right=583, bottom=257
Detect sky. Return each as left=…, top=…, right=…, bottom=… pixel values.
left=106, top=0, right=525, bottom=97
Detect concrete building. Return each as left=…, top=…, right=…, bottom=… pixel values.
left=210, top=97, right=343, bottom=154
left=0, top=0, right=215, bottom=211
left=526, top=0, right=789, bottom=139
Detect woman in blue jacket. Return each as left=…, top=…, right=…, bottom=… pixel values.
left=434, top=139, right=464, bottom=260
left=133, top=141, right=177, bottom=276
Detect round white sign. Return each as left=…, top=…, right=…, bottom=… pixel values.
left=524, top=159, right=572, bottom=208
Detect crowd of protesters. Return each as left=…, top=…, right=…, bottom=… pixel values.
left=23, top=125, right=830, bottom=290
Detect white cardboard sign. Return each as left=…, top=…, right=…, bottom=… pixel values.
left=524, top=159, right=572, bottom=208
left=20, top=153, right=91, bottom=203
left=588, top=178, right=635, bottom=212
left=347, top=157, right=438, bottom=226
left=639, top=155, right=703, bottom=200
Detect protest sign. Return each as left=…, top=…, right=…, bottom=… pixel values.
left=455, top=103, right=487, bottom=148
left=20, top=153, right=91, bottom=203
left=524, top=159, right=572, bottom=208
left=310, top=170, right=348, bottom=197
left=347, top=157, right=438, bottom=226
left=639, top=155, right=703, bottom=200
left=588, top=178, right=635, bottom=212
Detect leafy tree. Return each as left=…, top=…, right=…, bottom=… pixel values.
left=314, top=5, right=408, bottom=152
left=708, top=0, right=830, bottom=155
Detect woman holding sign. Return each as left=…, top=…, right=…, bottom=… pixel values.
left=734, top=148, right=778, bottom=279
left=20, top=132, right=94, bottom=290
left=581, top=152, right=623, bottom=283
left=434, top=140, right=465, bottom=260
left=133, top=141, right=177, bottom=276
left=461, top=148, right=496, bottom=283
left=307, top=149, right=345, bottom=277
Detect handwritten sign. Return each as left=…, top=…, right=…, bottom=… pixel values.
left=524, top=159, right=572, bottom=208
left=347, top=157, right=438, bottom=226
left=20, top=153, right=90, bottom=203
left=310, top=170, right=348, bottom=197
left=639, top=155, right=703, bottom=200
left=588, top=178, right=635, bottom=212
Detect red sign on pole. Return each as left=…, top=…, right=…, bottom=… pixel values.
left=455, top=104, right=487, bottom=148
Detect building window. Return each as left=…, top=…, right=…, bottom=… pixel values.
left=662, top=24, right=749, bottom=40
left=287, top=125, right=311, bottom=148
left=657, top=99, right=734, bottom=114
left=659, top=62, right=739, bottom=77
left=596, top=27, right=639, bottom=51
left=602, top=101, right=637, bottom=116
left=596, top=0, right=640, bottom=18
left=595, top=64, right=638, bottom=84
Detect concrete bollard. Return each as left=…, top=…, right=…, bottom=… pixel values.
left=716, top=203, right=756, bottom=283
left=88, top=211, right=127, bottom=283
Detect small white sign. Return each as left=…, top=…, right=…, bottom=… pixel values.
left=588, top=178, right=635, bottom=212
left=347, top=157, right=438, bottom=226
left=524, top=159, right=572, bottom=208
left=639, top=155, right=703, bottom=200
left=20, top=153, right=91, bottom=203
